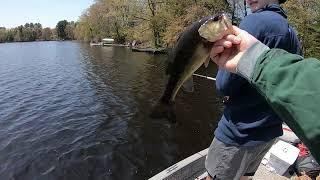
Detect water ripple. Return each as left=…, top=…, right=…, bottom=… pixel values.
left=0, top=42, right=221, bottom=180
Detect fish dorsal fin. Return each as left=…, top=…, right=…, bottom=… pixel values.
left=182, top=76, right=194, bottom=93
left=203, top=57, right=210, bottom=68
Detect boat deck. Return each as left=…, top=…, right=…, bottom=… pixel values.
left=149, top=148, right=294, bottom=180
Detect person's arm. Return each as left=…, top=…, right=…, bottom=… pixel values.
left=238, top=42, right=320, bottom=163
left=210, top=26, right=320, bottom=162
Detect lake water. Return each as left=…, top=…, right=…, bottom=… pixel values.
left=0, top=41, right=222, bottom=180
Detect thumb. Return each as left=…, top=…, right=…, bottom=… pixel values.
left=231, top=26, right=242, bottom=36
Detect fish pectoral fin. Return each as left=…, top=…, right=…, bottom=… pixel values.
left=182, top=76, right=194, bottom=93
left=203, top=57, right=210, bottom=68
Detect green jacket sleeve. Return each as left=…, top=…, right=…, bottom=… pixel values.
left=237, top=45, right=320, bottom=162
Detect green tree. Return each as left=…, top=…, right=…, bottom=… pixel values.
left=75, top=0, right=229, bottom=47
left=74, top=15, right=92, bottom=41
left=75, top=0, right=130, bottom=43
left=163, top=0, right=229, bottom=46
left=64, top=21, right=76, bottom=40
left=23, top=26, right=37, bottom=41
left=14, top=25, right=24, bottom=42
left=6, top=29, right=15, bottom=42
left=0, top=23, right=54, bottom=42
left=0, top=27, right=6, bottom=43
left=104, top=0, right=131, bottom=43
left=41, top=28, right=53, bottom=40
left=283, top=0, right=320, bottom=58
left=56, top=20, right=68, bottom=40
left=34, top=23, right=42, bottom=38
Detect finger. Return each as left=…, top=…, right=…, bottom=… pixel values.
left=214, top=39, right=233, bottom=48
left=231, top=25, right=242, bottom=36
left=216, top=48, right=232, bottom=67
left=224, top=34, right=241, bottom=44
left=210, top=54, right=220, bottom=64
left=211, top=45, right=224, bottom=55
left=210, top=49, right=221, bottom=64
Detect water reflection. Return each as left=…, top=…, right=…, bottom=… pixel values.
left=0, top=41, right=223, bottom=180
left=78, top=45, right=223, bottom=179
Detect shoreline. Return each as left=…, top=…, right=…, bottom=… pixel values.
left=0, top=40, right=67, bottom=44
left=0, top=41, right=170, bottom=55
left=131, top=47, right=167, bottom=54
left=89, top=42, right=169, bottom=54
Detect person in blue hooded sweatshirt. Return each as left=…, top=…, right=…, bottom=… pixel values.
left=205, top=0, right=302, bottom=179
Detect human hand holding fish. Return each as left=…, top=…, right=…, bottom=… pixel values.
left=150, top=14, right=269, bottom=123
left=209, top=26, right=259, bottom=73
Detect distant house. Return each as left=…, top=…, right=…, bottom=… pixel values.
left=102, top=38, right=114, bottom=45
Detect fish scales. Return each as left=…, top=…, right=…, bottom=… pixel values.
left=151, top=14, right=232, bottom=122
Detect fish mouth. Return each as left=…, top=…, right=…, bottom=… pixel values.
left=222, top=14, right=232, bottom=29
left=219, top=14, right=232, bottom=29
left=202, top=13, right=225, bottom=25
left=217, top=13, right=225, bottom=21
left=203, top=13, right=230, bottom=27
left=198, top=13, right=232, bottom=42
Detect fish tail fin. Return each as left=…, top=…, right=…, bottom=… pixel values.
left=150, top=101, right=176, bottom=123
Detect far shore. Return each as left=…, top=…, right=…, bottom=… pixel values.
left=0, top=40, right=170, bottom=55
left=0, top=39, right=80, bottom=44
left=89, top=41, right=170, bottom=54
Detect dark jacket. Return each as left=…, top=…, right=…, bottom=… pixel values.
left=214, top=4, right=302, bottom=146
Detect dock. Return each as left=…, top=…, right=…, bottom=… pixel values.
left=131, top=47, right=167, bottom=54
left=90, top=42, right=129, bottom=47
left=90, top=42, right=103, bottom=46
left=103, top=44, right=129, bottom=47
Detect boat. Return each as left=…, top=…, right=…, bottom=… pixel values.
left=149, top=149, right=208, bottom=180
left=102, top=38, right=115, bottom=46
left=149, top=147, right=293, bottom=180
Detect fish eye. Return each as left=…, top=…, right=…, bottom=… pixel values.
left=204, top=16, right=219, bottom=25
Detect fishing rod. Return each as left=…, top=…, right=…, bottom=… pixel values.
left=193, top=73, right=216, bottom=81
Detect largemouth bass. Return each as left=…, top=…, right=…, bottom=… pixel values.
left=151, top=14, right=232, bottom=122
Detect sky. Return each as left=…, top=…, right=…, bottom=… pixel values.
left=0, top=0, right=94, bottom=28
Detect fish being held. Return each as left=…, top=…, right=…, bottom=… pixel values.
left=150, top=13, right=233, bottom=122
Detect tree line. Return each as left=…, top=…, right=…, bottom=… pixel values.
left=74, top=0, right=229, bottom=47
left=283, top=0, right=320, bottom=58
left=1, top=0, right=319, bottom=58
left=0, top=20, right=77, bottom=43
left=74, top=0, right=320, bottom=58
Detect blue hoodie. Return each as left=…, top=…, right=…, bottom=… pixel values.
left=214, top=4, right=302, bottom=146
